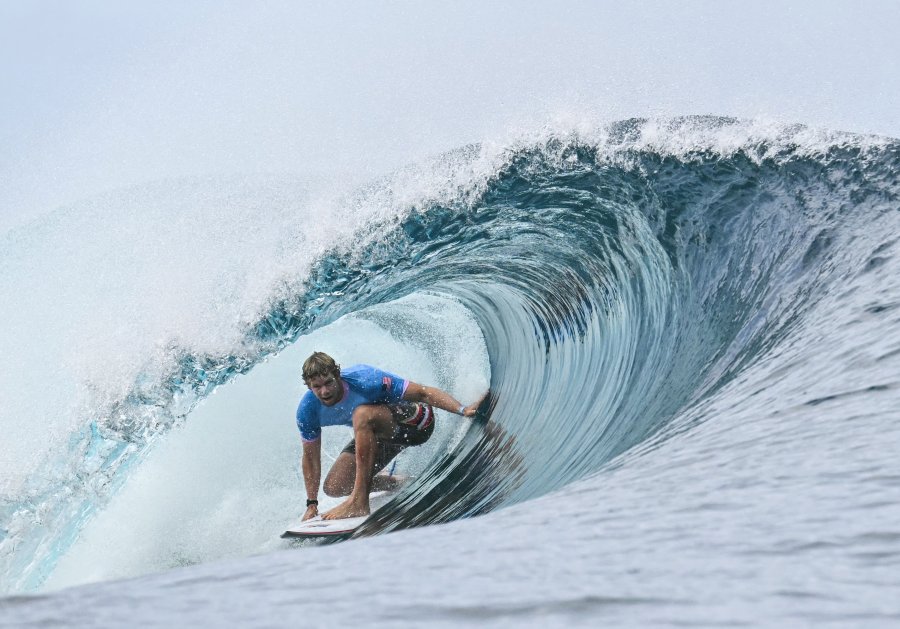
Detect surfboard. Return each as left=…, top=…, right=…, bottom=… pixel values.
left=281, top=514, right=370, bottom=538
left=281, top=490, right=395, bottom=539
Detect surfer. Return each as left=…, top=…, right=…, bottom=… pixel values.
left=297, top=351, right=481, bottom=521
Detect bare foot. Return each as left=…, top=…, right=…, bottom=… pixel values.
left=322, top=499, right=370, bottom=520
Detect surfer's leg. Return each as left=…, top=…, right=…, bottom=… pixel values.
left=322, top=450, right=356, bottom=497
left=326, top=443, right=403, bottom=495
left=322, top=405, right=394, bottom=520
left=369, top=404, right=434, bottom=491
left=362, top=404, right=433, bottom=490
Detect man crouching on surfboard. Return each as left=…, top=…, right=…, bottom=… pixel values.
left=298, top=351, right=480, bottom=521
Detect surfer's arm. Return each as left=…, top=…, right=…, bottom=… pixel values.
left=402, top=382, right=481, bottom=417
left=301, top=438, right=322, bottom=520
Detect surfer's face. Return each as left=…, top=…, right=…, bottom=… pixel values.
left=308, top=374, right=342, bottom=406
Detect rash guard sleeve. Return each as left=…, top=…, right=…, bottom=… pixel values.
left=296, top=391, right=321, bottom=442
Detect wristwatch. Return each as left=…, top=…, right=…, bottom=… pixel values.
left=306, top=499, right=318, bottom=507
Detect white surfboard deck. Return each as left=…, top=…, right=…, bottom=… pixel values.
left=281, top=490, right=394, bottom=539
left=281, top=514, right=370, bottom=538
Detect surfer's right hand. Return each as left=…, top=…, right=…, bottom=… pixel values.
left=462, top=390, right=490, bottom=417
left=302, top=504, right=318, bottom=521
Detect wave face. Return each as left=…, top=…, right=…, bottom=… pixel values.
left=2, top=117, right=900, bottom=624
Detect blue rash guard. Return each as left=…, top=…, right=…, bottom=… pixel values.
left=296, top=364, right=409, bottom=442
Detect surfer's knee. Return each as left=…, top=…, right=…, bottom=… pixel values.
left=351, top=405, right=378, bottom=430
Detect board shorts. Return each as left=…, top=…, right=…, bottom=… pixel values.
left=341, top=402, right=435, bottom=472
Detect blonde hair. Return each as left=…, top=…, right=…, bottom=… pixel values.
left=302, top=351, right=341, bottom=384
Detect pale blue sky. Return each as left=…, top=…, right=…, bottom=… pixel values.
left=2, top=1, right=899, bottom=232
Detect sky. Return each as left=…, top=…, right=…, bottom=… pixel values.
left=2, top=0, right=899, bottom=233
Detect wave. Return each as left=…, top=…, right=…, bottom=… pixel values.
left=1, top=116, right=898, bottom=592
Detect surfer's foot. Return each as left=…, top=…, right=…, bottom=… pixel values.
left=322, top=498, right=370, bottom=520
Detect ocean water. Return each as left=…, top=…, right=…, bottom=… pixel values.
left=1, top=117, right=899, bottom=627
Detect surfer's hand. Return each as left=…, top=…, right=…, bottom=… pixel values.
left=302, top=504, right=318, bottom=521
left=462, top=391, right=489, bottom=417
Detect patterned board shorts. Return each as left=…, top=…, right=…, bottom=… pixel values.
left=341, top=402, right=435, bottom=472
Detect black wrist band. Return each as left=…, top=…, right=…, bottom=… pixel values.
left=306, top=499, right=318, bottom=507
